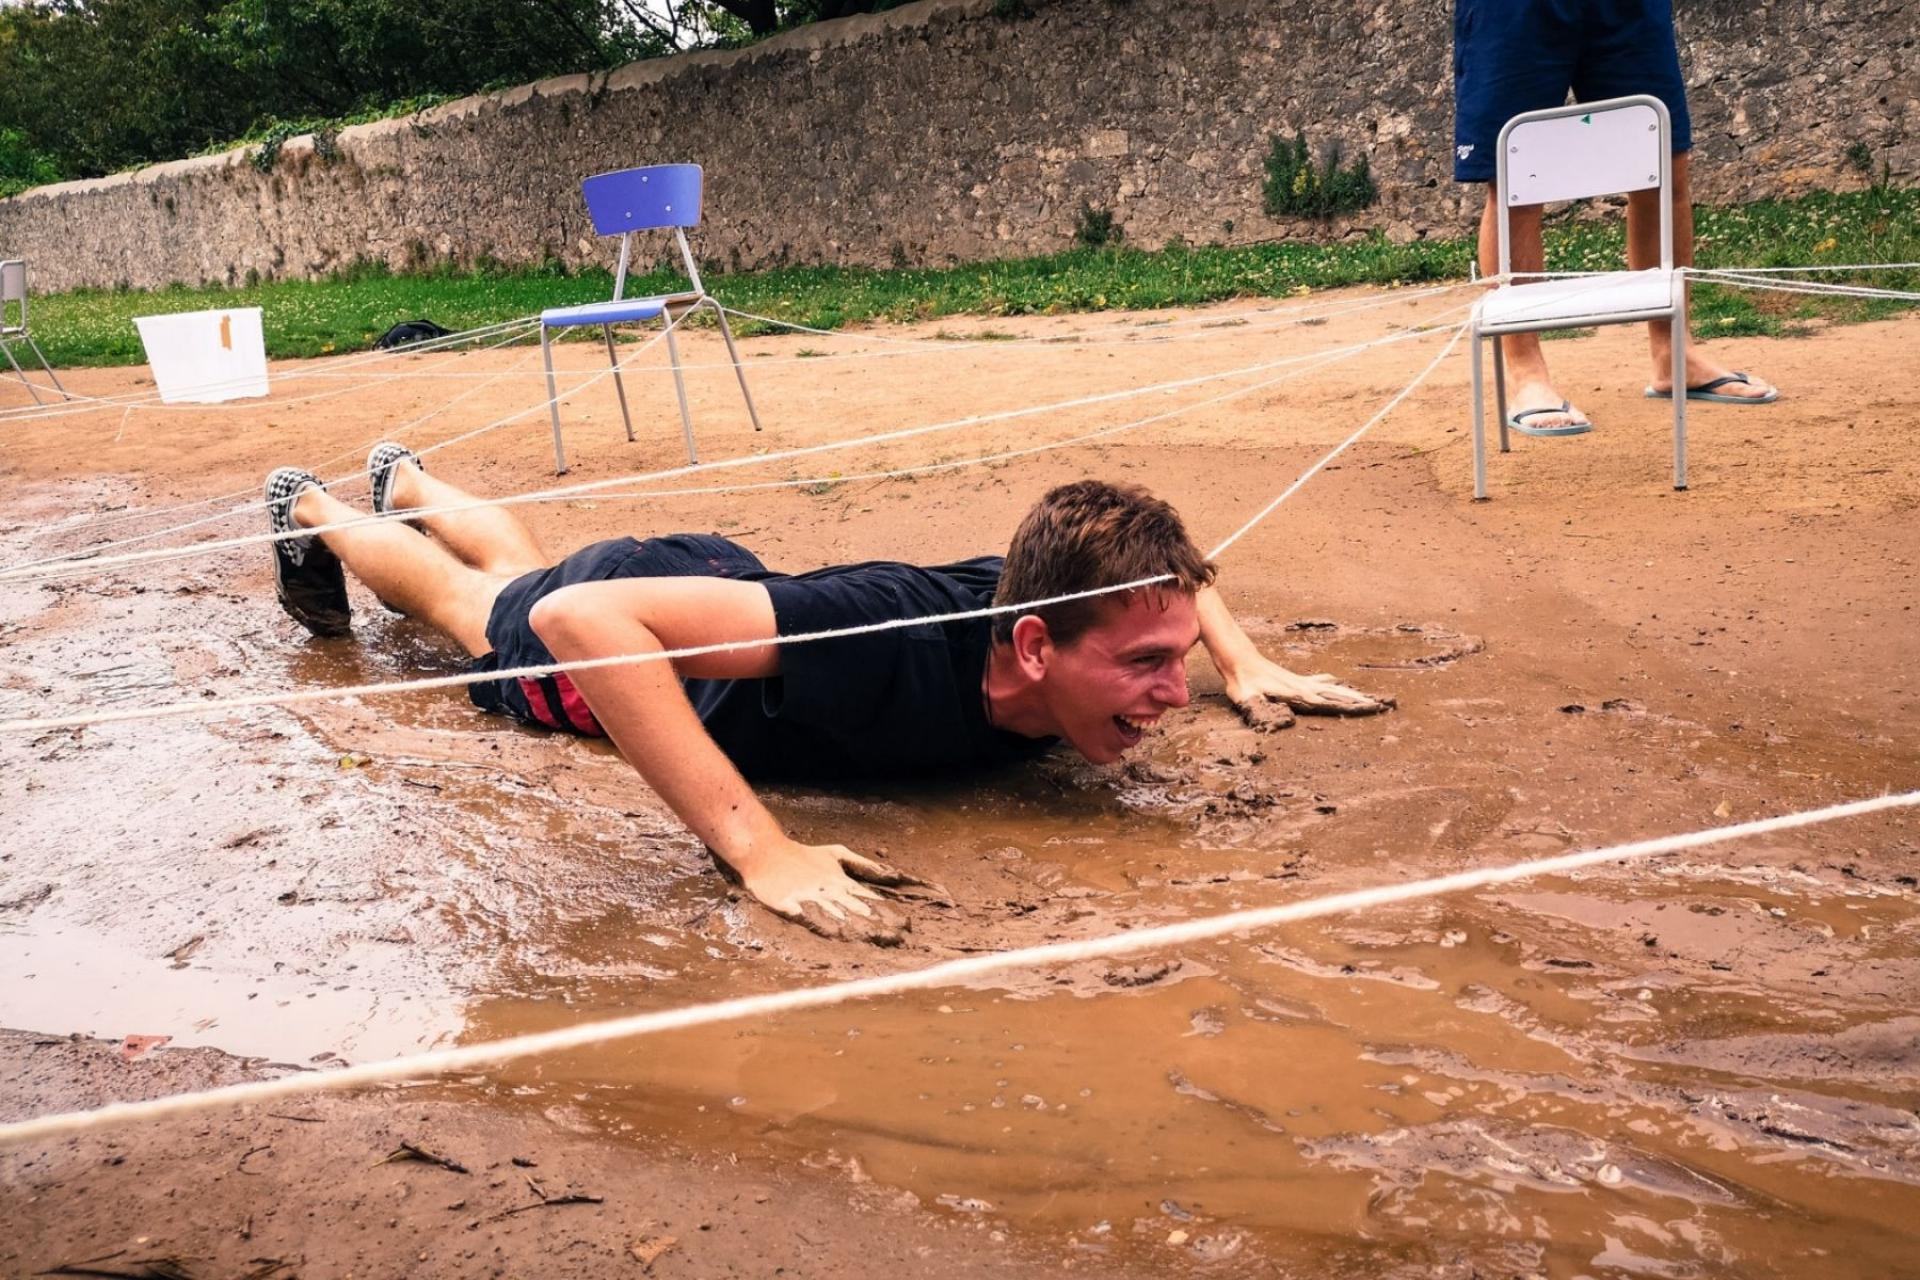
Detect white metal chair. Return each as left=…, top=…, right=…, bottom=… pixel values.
left=540, top=164, right=763, bottom=474
left=1470, top=94, right=1687, bottom=497
left=0, top=259, right=70, bottom=404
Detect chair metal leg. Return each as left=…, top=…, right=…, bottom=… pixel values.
left=24, top=334, right=67, bottom=399
left=602, top=323, right=636, bottom=444
left=661, top=312, right=698, bottom=465
left=0, top=336, right=47, bottom=405
left=541, top=326, right=568, bottom=475
left=1471, top=329, right=1489, bottom=500
left=1492, top=333, right=1511, bottom=454
left=707, top=298, right=764, bottom=433
left=1671, top=298, right=1689, bottom=491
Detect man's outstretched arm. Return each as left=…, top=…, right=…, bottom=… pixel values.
left=530, top=576, right=912, bottom=942
left=1194, top=586, right=1393, bottom=731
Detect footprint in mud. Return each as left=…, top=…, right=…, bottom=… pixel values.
left=1279, top=619, right=1486, bottom=671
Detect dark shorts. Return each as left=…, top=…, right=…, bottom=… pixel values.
left=467, top=533, right=767, bottom=735
left=1453, top=0, right=1692, bottom=182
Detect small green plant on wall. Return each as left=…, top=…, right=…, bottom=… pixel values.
left=1075, top=201, right=1122, bottom=249
left=1263, top=133, right=1378, bottom=220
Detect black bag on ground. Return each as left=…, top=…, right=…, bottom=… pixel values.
left=375, top=319, right=454, bottom=349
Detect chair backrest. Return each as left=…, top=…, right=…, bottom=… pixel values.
left=580, top=165, right=703, bottom=235
left=1495, top=95, right=1672, bottom=276
left=580, top=166, right=707, bottom=302
left=1, top=260, right=26, bottom=332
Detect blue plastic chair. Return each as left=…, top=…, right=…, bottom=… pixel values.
left=539, top=164, right=762, bottom=473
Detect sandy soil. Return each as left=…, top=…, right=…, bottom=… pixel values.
left=1, top=286, right=1916, bottom=1278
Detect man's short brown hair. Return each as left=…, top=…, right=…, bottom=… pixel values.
left=991, top=480, right=1216, bottom=645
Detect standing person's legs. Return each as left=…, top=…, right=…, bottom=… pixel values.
left=1624, top=155, right=1778, bottom=398
left=1476, top=194, right=1588, bottom=429
left=1455, top=0, right=1590, bottom=431
left=1581, top=0, right=1776, bottom=400
left=290, top=483, right=506, bottom=655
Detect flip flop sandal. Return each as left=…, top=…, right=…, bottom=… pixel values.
left=1507, top=402, right=1594, bottom=438
left=264, top=467, right=351, bottom=637
left=1644, top=372, right=1780, bottom=404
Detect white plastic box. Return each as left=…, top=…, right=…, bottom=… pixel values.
left=132, top=307, right=270, bottom=404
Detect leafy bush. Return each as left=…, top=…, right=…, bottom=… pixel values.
left=0, top=126, right=63, bottom=198
left=1262, top=133, right=1378, bottom=220
left=1074, top=202, right=1122, bottom=249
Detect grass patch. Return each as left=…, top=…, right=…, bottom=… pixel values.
left=23, top=187, right=1918, bottom=368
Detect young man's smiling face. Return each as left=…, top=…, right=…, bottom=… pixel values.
left=1037, top=590, right=1199, bottom=763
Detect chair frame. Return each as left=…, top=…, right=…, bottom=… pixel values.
left=0, top=259, right=70, bottom=405
left=539, top=164, right=762, bottom=474
left=1469, top=94, right=1687, bottom=497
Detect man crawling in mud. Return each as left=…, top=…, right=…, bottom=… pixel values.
left=263, top=446, right=1388, bottom=940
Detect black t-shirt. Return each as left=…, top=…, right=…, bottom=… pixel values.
left=690, top=556, right=1058, bottom=781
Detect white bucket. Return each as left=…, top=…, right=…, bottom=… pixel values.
left=132, top=307, right=270, bottom=404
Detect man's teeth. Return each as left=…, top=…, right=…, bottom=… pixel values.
left=1118, top=714, right=1154, bottom=730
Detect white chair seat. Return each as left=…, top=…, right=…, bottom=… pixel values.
left=1476, top=269, right=1679, bottom=332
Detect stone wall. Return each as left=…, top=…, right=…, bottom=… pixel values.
left=1, top=0, right=1913, bottom=293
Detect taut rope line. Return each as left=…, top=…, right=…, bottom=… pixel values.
left=0, top=789, right=1910, bottom=1146
left=0, top=305, right=1473, bottom=584
left=0, top=314, right=1470, bottom=735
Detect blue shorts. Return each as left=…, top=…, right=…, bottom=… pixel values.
left=1453, top=0, right=1692, bottom=182
left=467, top=534, right=766, bottom=735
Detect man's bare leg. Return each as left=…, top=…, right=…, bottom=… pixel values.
left=385, top=461, right=549, bottom=576
left=1630, top=152, right=1776, bottom=399
left=1480, top=192, right=1590, bottom=431
left=291, top=486, right=503, bottom=655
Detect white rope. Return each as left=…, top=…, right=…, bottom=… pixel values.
left=378, top=339, right=1376, bottom=515
left=1686, top=261, right=1920, bottom=275
left=3, top=329, right=551, bottom=572
left=1208, top=323, right=1466, bottom=559
left=268, top=285, right=1469, bottom=380
left=0, top=315, right=686, bottom=578
left=1, top=787, right=1909, bottom=1145
left=1688, top=270, right=1920, bottom=303
left=4, top=288, right=1457, bottom=576
left=715, top=283, right=1466, bottom=348
left=0, top=575, right=1173, bottom=735
left=0, top=306, right=1472, bottom=584
left=0, top=314, right=1470, bottom=734
left=0, top=317, right=542, bottom=426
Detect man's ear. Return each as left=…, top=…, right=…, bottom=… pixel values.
left=1010, top=614, right=1052, bottom=679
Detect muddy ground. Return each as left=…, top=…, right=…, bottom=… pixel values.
left=1, top=286, right=1916, bottom=1278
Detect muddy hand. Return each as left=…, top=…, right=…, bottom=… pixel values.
left=738, top=842, right=911, bottom=945
left=1225, top=659, right=1394, bottom=732
left=1281, top=671, right=1395, bottom=716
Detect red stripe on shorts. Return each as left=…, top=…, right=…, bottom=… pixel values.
left=554, top=674, right=603, bottom=736
left=517, top=677, right=561, bottom=730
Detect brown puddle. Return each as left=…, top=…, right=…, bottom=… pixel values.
left=452, top=898, right=1920, bottom=1275
left=5, top=357, right=1920, bottom=1280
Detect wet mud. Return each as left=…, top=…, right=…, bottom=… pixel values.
left=3, top=293, right=1918, bottom=1276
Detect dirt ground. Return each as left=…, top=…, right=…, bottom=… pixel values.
left=1, top=286, right=1916, bottom=1278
